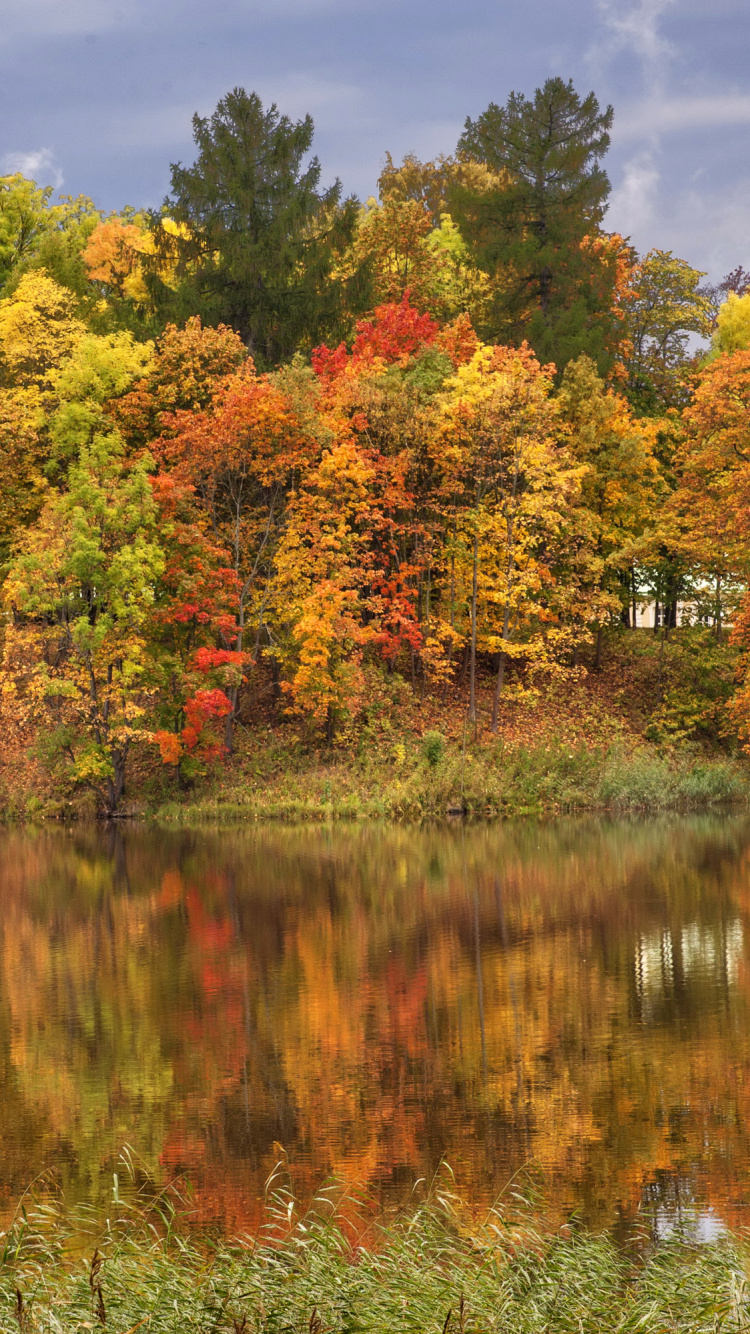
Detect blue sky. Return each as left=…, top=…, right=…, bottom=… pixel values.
left=1, top=0, right=748, bottom=281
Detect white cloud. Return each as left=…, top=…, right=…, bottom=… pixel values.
left=615, top=92, right=750, bottom=139
left=590, top=0, right=677, bottom=89
left=607, top=149, right=660, bottom=237
left=1, top=147, right=63, bottom=188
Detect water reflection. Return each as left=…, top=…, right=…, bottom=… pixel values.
left=1, top=816, right=750, bottom=1231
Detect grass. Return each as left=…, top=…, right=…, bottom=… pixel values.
left=3, top=627, right=748, bottom=824
left=149, top=735, right=747, bottom=824
left=4, top=1173, right=750, bottom=1333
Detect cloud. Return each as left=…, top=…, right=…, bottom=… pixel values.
left=615, top=92, right=750, bottom=139
left=607, top=149, right=660, bottom=237
left=1, top=147, right=63, bottom=188
left=590, top=0, right=677, bottom=86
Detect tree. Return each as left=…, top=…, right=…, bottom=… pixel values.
left=618, top=250, right=713, bottom=412
left=0, top=272, right=86, bottom=556
left=347, top=198, right=489, bottom=325
left=707, top=291, right=750, bottom=359
left=434, top=342, right=577, bottom=729
left=154, top=88, right=361, bottom=366
left=0, top=270, right=84, bottom=391
left=672, top=349, right=750, bottom=638
left=0, top=175, right=55, bottom=293
left=111, top=316, right=248, bottom=452
left=154, top=361, right=313, bottom=747
left=557, top=354, right=662, bottom=649
left=452, top=78, right=615, bottom=371
left=148, top=473, right=243, bottom=782
left=274, top=440, right=375, bottom=736
left=2, top=431, right=164, bottom=814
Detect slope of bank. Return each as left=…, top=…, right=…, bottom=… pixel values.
left=1, top=628, right=747, bottom=821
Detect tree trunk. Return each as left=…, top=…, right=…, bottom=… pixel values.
left=595, top=626, right=603, bottom=671
left=468, top=530, right=479, bottom=726
left=104, top=748, right=127, bottom=816
left=716, top=573, right=722, bottom=642
left=491, top=606, right=511, bottom=734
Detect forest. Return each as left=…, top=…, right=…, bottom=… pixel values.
left=1, top=77, right=749, bottom=817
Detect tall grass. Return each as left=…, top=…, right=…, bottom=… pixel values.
left=152, top=738, right=747, bottom=825
left=3, top=1172, right=750, bottom=1332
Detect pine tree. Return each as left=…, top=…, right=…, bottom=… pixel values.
left=154, top=88, right=361, bottom=367
left=452, top=78, right=615, bottom=373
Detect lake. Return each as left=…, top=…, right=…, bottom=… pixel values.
left=1, top=816, right=749, bottom=1237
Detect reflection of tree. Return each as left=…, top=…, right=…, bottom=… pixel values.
left=1, top=818, right=750, bottom=1229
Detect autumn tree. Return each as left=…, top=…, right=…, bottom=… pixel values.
left=0, top=175, right=103, bottom=307
left=154, top=361, right=313, bottom=747
left=0, top=175, right=56, bottom=293
left=618, top=250, right=713, bottom=412
left=0, top=272, right=86, bottom=556
left=110, top=316, right=248, bottom=452
left=274, top=440, right=375, bottom=737
left=348, top=198, right=489, bottom=325
left=147, top=473, right=243, bottom=781
left=708, top=290, right=750, bottom=359
left=557, top=354, right=662, bottom=652
left=674, top=349, right=750, bottom=637
left=154, top=88, right=361, bottom=366
left=452, top=78, right=616, bottom=371
left=434, top=342, right=577, bottom=729
left=2, top=430, right=164, bottom=813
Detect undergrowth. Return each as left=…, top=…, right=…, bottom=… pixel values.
left=152, top=737, right=747, bottom=824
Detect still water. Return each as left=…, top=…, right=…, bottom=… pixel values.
left=2, top=816, right=750, bottom=1234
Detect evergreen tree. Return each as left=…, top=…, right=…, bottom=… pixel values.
left=452, top=78, right=615, bottom=373
left=154, top=88, right=362, bottom=367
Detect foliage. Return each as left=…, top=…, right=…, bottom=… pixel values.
left=1, top=431, right=165, bottom=813
left=0, top=86, right=748, bottom=804
left=452, top=78, right=617, bottom=372
left=154, top=88, right=362, bottom=366
left=618, top=249, right=713, bottom=412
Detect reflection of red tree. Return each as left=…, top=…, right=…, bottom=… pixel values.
left=158, top=872, right=249, bottom=1212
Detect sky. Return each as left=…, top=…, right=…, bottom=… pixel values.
left=1, top=0, right=748, bottom=282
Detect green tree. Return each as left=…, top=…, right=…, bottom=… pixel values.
left=2, top=431, right=164, bottom=814
left=619, top=250, right=713, bottom=412
left=452, top=78, right=614, bottom=371
left=154, top=88, right=361, bottom=366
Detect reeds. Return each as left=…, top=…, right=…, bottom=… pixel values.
left=3, top=1169, right=750, bottom=1332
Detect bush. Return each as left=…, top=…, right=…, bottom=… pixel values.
left=421, top=730, right=447, bottom=768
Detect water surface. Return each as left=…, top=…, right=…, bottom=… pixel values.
left=2, top=816, right=750, bottom=1233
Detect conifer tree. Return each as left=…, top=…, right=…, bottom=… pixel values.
left=154, top=88, right=361, bottom=367
left=452, top=78, right=615, bottom=372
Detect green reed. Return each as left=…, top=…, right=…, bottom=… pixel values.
left=3, top=1170, right=750, bottom=1333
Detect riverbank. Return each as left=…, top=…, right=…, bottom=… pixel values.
left=151, top=733, right=746, bottom=823
left=1, top=629, right=747, bottom=822
left=150, top=628, right=747, bottom=821
left=5, top=1189, right=749, bottom=1333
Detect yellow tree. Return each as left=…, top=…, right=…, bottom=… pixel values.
left=274, top=440, right=375, bottom=738
left=557, top=354, right=663, bottom=654
left=0, top=271, right=86, bottom=556
left=434, top=342, right=578, bottom=729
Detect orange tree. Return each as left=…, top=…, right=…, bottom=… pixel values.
left=153, top=360, right=314, bottom=747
